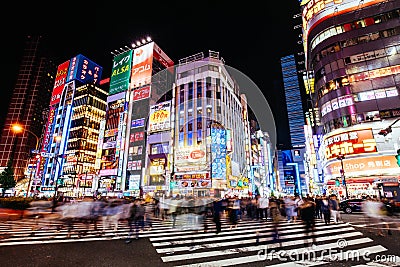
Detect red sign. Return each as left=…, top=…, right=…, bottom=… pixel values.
left=132, top=86, right=151, bottom=101
left=50, top=60, right=70, bottom=106
left=190, top=150, right=205, bottom=160
left=130, top=42, right=154, bottom=88
left=324, top=128, right=377, bottom=160
left=37, top=106, right=56, bottom=178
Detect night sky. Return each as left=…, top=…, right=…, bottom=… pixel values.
left=2, top=0, right=302, bottom=148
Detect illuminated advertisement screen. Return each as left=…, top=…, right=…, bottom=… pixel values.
left=153, top=42, right=174, bottom=68
left=132, top=86, right=151, bottom=101
left=175, top=146, right=207, bottom=167
left=36, top=106, right=56, bottom=179
left=211, top=127, right=227, bottom=179
left=50, top=60, right=70, bottom=106
left=109, top=50, right=133, bottom=95
left=130, top=42, right=154, bottom=88
left=325, top=155, right=399, bottom=177
left=149, top=101, right=171, bottom=132
left=67, top=54, right=103, bottom=84
left=302, top=0, right=386, bottom=37
left=323, top=128, right=377, bottom=160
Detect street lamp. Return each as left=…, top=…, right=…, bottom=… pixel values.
left=337, top=155, right=349, bottom=199
left=12, top=124, right=40, bottom=197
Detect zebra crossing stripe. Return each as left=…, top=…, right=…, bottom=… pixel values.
left=161, top=236, right=372, bottom=262
left=155, top=226, right=356, bottom=253
left=173, top=244, right=387, bottom=267
left=150, top=221, right=347, bottom=242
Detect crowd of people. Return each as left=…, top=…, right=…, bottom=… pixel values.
left=22, top=192, right=398, bottom=243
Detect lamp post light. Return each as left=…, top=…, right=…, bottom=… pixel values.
left=337, top=155, right=349, bottom=199
left=11, top=124, right=40, bottom=197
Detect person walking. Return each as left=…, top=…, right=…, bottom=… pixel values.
left=213, top=199, right=223, bottom=234
left=329, top=194, right=340, bottom=224
left=269, top=197, right=281, bottom=246
left=126, top=199, right=145, bottom=243
left=228, top=197, right=240, bottom=230
left=321, top=194, right=331, bottom=225
left=299, top=197, right=316, bottom=247
left=314, top=195, right=322, bottom=219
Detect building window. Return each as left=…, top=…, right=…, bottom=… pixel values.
left=188, top=82, right=193, bottom=100
left=187, top=132, right=193, bottom=146
left=197, top=117, right=202, bottom=129
left=180, top=86, right=184, bottom=104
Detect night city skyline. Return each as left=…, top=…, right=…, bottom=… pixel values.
left=2, top=0, right=302, bottom=148
left=1, top=1, right=400, bottom=266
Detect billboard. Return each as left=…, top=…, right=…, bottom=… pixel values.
left=67, top=54, right=103, bottom=84
left=36, top=105, right=56, bottom=179
left=323, top=128, right=377, bottom=160
left=109, top=50, right=133, bottom=95
left=153, top=42, right=174, bottom=68
left=174, top=146, right=207, bottom=172
left=325, top=155, right=399, bottom=177
left=211, top=127, right=227, bottom=180
left=50, top=60, right=70, bottom=106
left=149, top=101, right=171, bottom=132
left=302, top=0, right=386, bottom=37
left=130, top=42, right=154, bottom=88
left=132, top=86, right=151, bottom=101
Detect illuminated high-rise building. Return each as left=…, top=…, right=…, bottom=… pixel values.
left=301, top=0, right=400, bottom=196
left=172, top=51, right=250, bottom=197
left=97, top=40, right=174, bottom=197
left=280, top=54, right=306, bottom=148
left=38, top=54, right=106, bottom=197
left=0, top=35, right=54, bottom=182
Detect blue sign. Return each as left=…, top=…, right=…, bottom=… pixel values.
left=67, top=54, right=103, bottom=84
left=131, top=118, right=145, bottom=128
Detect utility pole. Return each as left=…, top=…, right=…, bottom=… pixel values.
left=337, top=155, right=349, bottom=199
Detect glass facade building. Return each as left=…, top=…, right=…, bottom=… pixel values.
left=302, top=0, right=400, bottom=197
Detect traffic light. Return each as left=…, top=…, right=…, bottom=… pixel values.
left=396, top=149, right=400, bottom=167
left=335, top=178, right=340, bottom=186
left=378, top=126, right=392, bottom=136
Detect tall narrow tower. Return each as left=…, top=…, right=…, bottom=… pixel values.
left=0, top=35, right=54, bottom=181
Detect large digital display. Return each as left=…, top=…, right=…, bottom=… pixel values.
left=211, top=127, right=227, bottom=180
left=50, top=60, right=70, bottom=106
left=325, top=155, right=399, bottom=177
left=36, top=106, right=56, bottom=179
left=302, top=0, right=386, bottom=36
left=67, top=54, right=103, bottom=84
left=153, top=42, right=174, bottom=68
left=130, top=42, right=154, bottom=88
left=323, top=128, right=377, bottom=160
left=149, top=101, right=171, bottom=132
left=109, top=50, right=133, bottom=95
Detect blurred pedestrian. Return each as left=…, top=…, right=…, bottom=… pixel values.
left=228, top=197, right=240, bottom=230
left=126, top=199, right=145, bottom=243
left=269, top=197, right=281, bottom=246
left=362, top=196, right=391, bottom=236
left=213, top=199, right=223, bottom=234
left=321, top=195, right=331, bottom=225
left=329, top=194, right=340, bottom=224
left=299, top=197, right=316, bottom=246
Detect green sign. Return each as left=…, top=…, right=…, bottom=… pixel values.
left=109, top=50, right=133, bottom=95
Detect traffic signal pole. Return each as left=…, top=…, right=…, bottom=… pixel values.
left=337, top=155, right=349, bottom=199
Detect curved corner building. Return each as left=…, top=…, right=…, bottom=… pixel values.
left=302, top=0, right=400, bottom=197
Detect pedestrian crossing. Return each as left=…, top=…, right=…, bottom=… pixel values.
left=149, top=217, right=392, bottom=266
left=0, top=215, right=396, bottom=266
